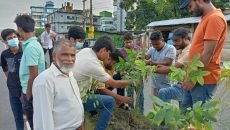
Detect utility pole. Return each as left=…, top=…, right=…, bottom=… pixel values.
left=89, top=0, right=94, bottom=38
left=83, top=0, right=86, bottom=32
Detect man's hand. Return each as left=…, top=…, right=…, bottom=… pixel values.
left=145, top=60, right=151, bottom=65
left=182, top=81, right=195, bottom=91
left=26, top=89, right=33, bottom=101
left=156, top=65, right=170, bottom=74
left=117, top=96, right=133, bottom=104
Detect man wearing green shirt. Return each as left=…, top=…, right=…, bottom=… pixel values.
left=15, top=14, right=45, bottom=129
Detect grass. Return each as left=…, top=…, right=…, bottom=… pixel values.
left=84, top=108, right=157, bottom=130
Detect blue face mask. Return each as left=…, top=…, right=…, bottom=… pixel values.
left=7, top=38, right=19, bottom=47
left=76, top=42, right=84, bottom=49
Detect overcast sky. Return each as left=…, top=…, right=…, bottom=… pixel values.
left=0, top=0, right=113, bottom=29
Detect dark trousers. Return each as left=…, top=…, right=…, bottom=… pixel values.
left=43, top=48, right=53, bottom=64
left=113, top=73, right=125, bottom=96
left=22, top=94, right=33, bottom=130
left=9, top=93, right=24, bottom=130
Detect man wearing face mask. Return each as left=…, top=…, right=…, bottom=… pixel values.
left=1, top=29, right=24, bottom=130
left=68, top=26, right=85, bottom=53
left=33, top=39, right=84, bottom=130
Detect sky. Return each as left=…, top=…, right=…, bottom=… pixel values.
left=0, top=0, right=113, bottom=29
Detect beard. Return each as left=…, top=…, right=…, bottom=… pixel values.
left=179, top=42, right=186, bottom=50
left=193, top=3, right=204, bottom=16
left=56, top=60, right=74, bottom=74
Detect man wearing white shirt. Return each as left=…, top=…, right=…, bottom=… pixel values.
left=40, top=23, right=57, bottom=64
left=33, top=39, right=84, bottom=130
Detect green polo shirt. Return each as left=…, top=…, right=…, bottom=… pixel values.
left=19, top=37, right=45, bottom=94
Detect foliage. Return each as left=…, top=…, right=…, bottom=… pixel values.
left=213, top=0, right=230, bottom=8
left=121, top=0, right=227, bottom=30
left=94, top=31, right=123, bottom=48
left=121, top=0, right=191, bottom=30
left=114, top=49, right=156, bottom=86
left=220, top=61, right=230, bottom=88
left=147, top=96, right=220, bottom=130
left=85, top=108, right=155, bottom=130
left=35, top=28, right=45, bottom=38
left=168, top=54, right=210, bottom=85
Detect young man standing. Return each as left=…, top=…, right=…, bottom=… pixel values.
left=1, top=29, right=24, bottom=130
left=15, top=14, right=45, bottom=129
left=179, top=0, right=227, bottom=111
left=40, top=23, right=57, bottom=64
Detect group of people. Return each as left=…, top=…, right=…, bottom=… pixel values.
left=0, top=0, right=228, bottom=130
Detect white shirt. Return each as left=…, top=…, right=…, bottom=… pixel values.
left=73, top=48, right=111, bottom=102
left=40, top=30, right=56, bottom=49
left=33, top=64, right=84, bottom=130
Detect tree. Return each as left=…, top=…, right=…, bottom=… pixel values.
left=121, top=0, right=226, bottom=31
left=35, top=28, right=45, bottom=38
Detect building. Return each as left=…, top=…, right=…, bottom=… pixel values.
left=30, top=1, right=58, bottom=28
left=113, top=0, right=127, bottom=32
left=98, top=11, right=116, bottom=32
left=47, top=2, right=101, bottom=36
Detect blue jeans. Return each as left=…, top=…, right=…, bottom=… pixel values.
left=9, top=94, right=24, bottom=130
left=83, top=94, right=115, bottom=130
left=181, top=84, right=217, bottom=113
left=158, top=84, right=183, bottom=103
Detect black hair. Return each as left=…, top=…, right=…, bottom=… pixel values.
left=68, top=26, right=86, bottom=39
left=172, top=27, right=190, bottom=40
left=1, top=29, right=17, bottom=41
left=92, top=35, right=115, bottom=53
left=204, top=0, right=211, bottom=3
left=14, top=14, right=35, bottom=33
left=45, top=23, right=51, bottom=28
left=111, top=49, right=122, bottom=62
left=123, top=32, right=133, bottom=41
left=150, top=31, right=163, bottom=41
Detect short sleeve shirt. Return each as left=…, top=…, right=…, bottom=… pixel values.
left=73, top=48, right=111, bottom=101
left=147, top=43, right=176, bottom=89
left=19, top=37, right=45, bottom=93
left=1, top=48, right=23, bottom=96
left=189, top=9, right=227, bottom=84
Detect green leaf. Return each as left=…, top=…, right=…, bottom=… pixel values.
left=202, top=100, right=219, bottom=109
left=204, top=122, right=213, bottom=130
left=151, top=96, right=166, bottom=107
left=194, top=120, right=203, bottom=130
left=96, top=100, right=99, bottom=106
left=197, top=77, right=204, bottom=85
left=152, top=109, right=166, bottom=126
left=204, top=111, right=217, bottom=122
left=147, top=111, right=156, bottom=119
left=165, top=109, right=175, bottom=125
left=193, top=101, right=202, bottom=109
left=193, top=108, right=203, bottom=122
left=195, top=61, right=204, bottom=67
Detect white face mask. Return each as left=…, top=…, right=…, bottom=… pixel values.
left=56, top=60, right=73, bottom=74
